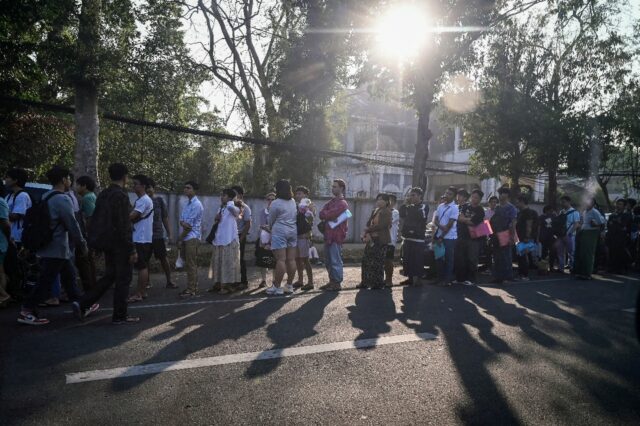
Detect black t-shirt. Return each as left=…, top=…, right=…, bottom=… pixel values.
left=457, top=203, right=486, bottom=240
left=516, top=208, right=539, bottom=241
left=538, top=214, right=555, bottom=241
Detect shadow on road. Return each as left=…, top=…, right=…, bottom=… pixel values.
left=244, top=291, right=339, bottom=378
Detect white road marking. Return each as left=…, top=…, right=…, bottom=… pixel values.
left=622, top=308, right=636, bottom=313
left=65, top=332, right=437, bottom=384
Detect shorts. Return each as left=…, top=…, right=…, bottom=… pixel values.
left=271, top=233, right=297, bottom=250
left=386, top=245, right=396, bottom=260
left=135, top=243, right=153, bottom=270
left=152, top=238, right=167, bottom=259
left=296, top=238, right=311, bottom=258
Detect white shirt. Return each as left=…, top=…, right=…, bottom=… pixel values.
left=389, top=208, right=400, bottom=245
left=214, top=201, right=240, bottom=246
left=132, top=194, right=154, bottom=243
left=5, top=191, right=32, bottom=242
left=435, top=201, right=459, bottom=240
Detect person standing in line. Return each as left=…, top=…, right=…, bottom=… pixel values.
left=319, top=179, right=349, bottom=291
left=454, top=189, right=486, bottom=286
left=515, top=195, right=539, bottom=281
left=231, top=185, right=251, bottom=290
left=127, top=175, right=154, bottom=303
left=399, top=187, right=429, bottom=287
left=0, top=192, right=12, bottom=307
left=554, top=195, right=581, bottom=272
left=76, top=163, right=139, bottom=324
left=490, top=187, right=518, bottom=284
left=483, top=195, right=499, bottom=273
left=294, top=186, right=315, bottom=291
left=538, top=205, right=557, bottom=271
left=267, top=180, right=298, bottom=295
left=357, top=193, right=392, bottom=290
left=385, top=194, right=400, bottom=287
left=257, top=192, right=276, bottom=288
left=146, top=179, right=176, bottom=289
left=606, top=199, right=632, bottom=273
left=575, top=197, right=606, bottom=278
left=210, top=188, right=242, bottom=295
left=485, top=195, right=498, bottom=221
left=179, top=181, right=204, bottom=298
left=74, top=175, right=97, bottom=291
left=4, top=168, right=32, bottom=250
left=433, top=186, right=459, bottom=286
left=17, top=166, right=91, bottom=325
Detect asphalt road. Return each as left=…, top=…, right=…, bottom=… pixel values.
left=1, top=265, right=639, bottom=425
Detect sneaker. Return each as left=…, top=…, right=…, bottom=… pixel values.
left=323, top=282, right=342, bottom=291
left=266, top=286, right=284, bottom=296
left=84, top=303, right=100, bottom=319
left=17, top=312, right=50, bottom=326
left=292, top=282, right=303, bottom=289
left=284, top=284, right=294, bottom=294
left=112, top=316, right=141, bottom=325
left=463, top=281, right=475, bottom=286
left=519, top=276, right=530, bottom=281
left=301, top=283, right=314, bottom=291
left=179, top=290, right=196, bottom=298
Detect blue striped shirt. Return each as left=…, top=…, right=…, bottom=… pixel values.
left=180, top=196, right=204, bottom=241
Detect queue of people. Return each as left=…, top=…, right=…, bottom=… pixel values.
left=2, top=161, right=637, bottom=326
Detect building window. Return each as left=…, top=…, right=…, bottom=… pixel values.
left=383, top=173, right=401, bottom=189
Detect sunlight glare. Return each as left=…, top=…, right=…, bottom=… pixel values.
left=375, top=4, right=430, bottom=60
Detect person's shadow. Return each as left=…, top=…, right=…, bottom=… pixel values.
left=244, top=291, right=339, bottom=378
left=348, top=288, right=397, bottom=342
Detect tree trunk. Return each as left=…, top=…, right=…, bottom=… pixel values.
left=597, top=175, right=613, bottom=212
left=73, top=81, right=100, bottom=182
left=73, top=0, right=101, bottom=185
left=412, top=102, right=433, bottom=191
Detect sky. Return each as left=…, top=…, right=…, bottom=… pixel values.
left=185, top=0, right=640, bottom=136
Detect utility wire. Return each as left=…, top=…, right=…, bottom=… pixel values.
left=1, top=96, right=473, bottom=175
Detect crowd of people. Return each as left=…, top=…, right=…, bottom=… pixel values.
left=0, top=163, right=637, bottom=327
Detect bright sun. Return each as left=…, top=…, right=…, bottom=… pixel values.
left=375, top=3, right=430, bottom=60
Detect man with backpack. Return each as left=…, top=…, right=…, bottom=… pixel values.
left=127, top=174, right=155, bottom=303
left=4, top=168, right=32, bottom=249
left=75, top=163, right=140, bottom=324
left=553, top=195, right=581, bottom=273
left=17, top=166, right=92, bottom=325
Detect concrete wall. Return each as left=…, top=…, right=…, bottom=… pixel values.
left=144, top=192, right=379, bottom=244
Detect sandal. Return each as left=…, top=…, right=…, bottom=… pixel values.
left=127, top=295, right=144, bottom=303
left=301, top=283, right=314, bottom=291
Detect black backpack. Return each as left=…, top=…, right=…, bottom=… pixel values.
left=21, top=191, right=63, bottom=252
left=88, top=189, right=118, bottom=251
left=551, top=210, right=572, bottom=238
left=296, top=211, right=312, bottom=236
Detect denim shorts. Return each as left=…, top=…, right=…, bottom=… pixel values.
left=271, top=233, right=297, bottom=250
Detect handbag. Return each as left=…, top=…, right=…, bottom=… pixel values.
left=317, top=220, right=326, bottom=235
left=255, top=240, right=276, bottom=269
left=433, top=241, right=446, bottom=259
left=469, top=220, right=493, bottom=239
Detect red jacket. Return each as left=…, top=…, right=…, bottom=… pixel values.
left=320, top=197, right=349, bottom=245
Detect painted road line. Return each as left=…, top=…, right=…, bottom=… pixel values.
left=622, top=308, right=636, bottom=313
left=65, top=332, right=437, bottom=384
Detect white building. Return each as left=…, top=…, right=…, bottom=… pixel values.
left=321, top=90, right=545, bottom=202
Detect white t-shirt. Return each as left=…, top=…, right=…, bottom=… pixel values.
left=214, top=201, right=240, bottom=246
left=5, top=191, right=32, bottom=242
left=132, top=194, right=154, bottom=243
left=435, top=201, right=459, bottom=240
left=389, top=208, right=400, bottom=245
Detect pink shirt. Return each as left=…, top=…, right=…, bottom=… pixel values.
left=320, top=197, right=349, bottom=245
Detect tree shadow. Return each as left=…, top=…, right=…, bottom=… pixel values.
left=243, top=292, right=339, bottom=378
